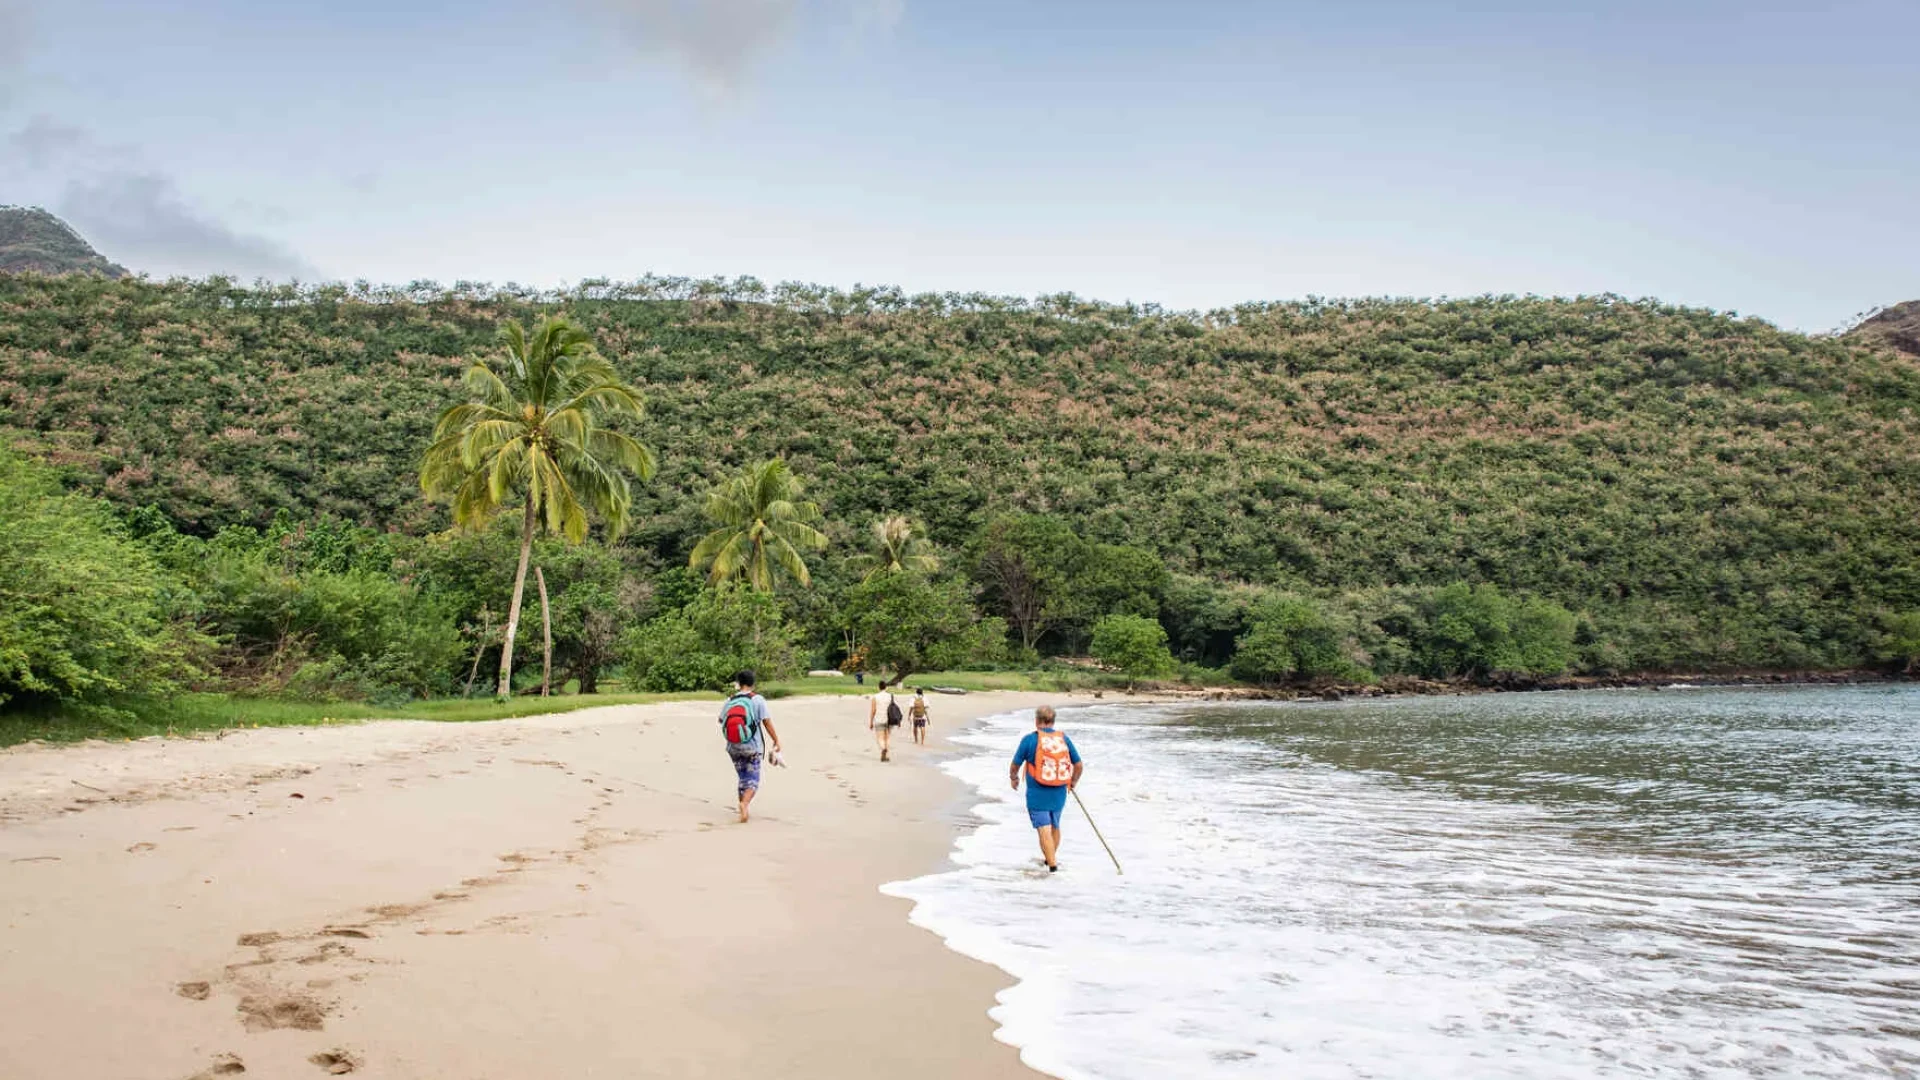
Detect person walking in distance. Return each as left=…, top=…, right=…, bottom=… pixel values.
left=1009, top=706, right=1083, bottom=872
left=719, top=670, right=781, bottom=823
left=909, top=688, right=931, bottom=746
left=868, top=680, right=901, bottom=761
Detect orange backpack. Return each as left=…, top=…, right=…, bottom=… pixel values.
left=1027, top=731, right=1073, bottom=787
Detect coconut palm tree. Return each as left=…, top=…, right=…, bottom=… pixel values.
left=689, top=459, right=828, bottom=592
left=419, top=316, right=655, bottom=699
left=848, top=514, right=941, bottom=582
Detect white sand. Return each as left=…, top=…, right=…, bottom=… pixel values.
left=0, top=692, right=1083, bottom=1079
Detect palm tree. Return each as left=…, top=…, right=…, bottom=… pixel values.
left=689, top=459, right=828, bottom=592
left=420, top=316, right=655, bottom=699
left=848, top=514, right=941, bottom=582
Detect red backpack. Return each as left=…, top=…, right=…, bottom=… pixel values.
left=722, top=693, right=761, bottom=748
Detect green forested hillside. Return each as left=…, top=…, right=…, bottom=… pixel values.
left=4, top=272, right=1919, bottom=677
left=0, top=207, right=130, bottom=279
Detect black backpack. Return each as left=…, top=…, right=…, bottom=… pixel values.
left=885, top=693, right=904, bottom=727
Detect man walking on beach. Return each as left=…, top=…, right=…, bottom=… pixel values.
left=1009, top=706, right=1082, bottom=872
left=720, top=670, right=781, bottom=823
left=868, top=680, right=899, bottom=761
left=909, top=688, right=931, bottom=745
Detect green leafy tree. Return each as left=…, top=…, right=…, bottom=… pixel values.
left=1875, top=610, right=1920, bottom=673
left=0, top=450, right=201, bottom=705
left=1090, top=614, right=1175, bottom=677
left=843, top=573, right=1005, bottom=684
left=419, top=316, right=655, bottom=699
left=689, top=459, right=828, bottom=592
left=1511, top=596, right=1579, bottom=676
left=1229, top=595, right=1365, bottom=685
left=848, top=514, right=941, bottom=581
left=1073, top=545, right=1170, bottom=622
left=1417, top=583, right=1520, bottom=679
left=1414, top=583, right=1576, bottom=680
left=970, top=513, right=1083, bottom=652
left=620, top=586, right=801, bottom=692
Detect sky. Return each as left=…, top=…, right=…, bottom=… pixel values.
left=1, top=0, right=1915, bottom=331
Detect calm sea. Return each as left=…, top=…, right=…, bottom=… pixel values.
left=883, top=685, right=1920, bottom=1079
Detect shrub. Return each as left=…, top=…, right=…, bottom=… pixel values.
left=844, top=573, right=1006, bottom=683
left=1414, top=583, right=1576, bottom=679
left=1876, top=610, right=1920, bottom=673
left=1229, top=595, right=1370, bottom=685
left=1090, top=614, right=1176, bottom=677
left=619, top=586, right=801, bottom=692
left=0, top=450, right=201, bottom=706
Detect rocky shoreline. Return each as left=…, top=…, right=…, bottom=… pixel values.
left=1133, top=668, right=1912, bottom=703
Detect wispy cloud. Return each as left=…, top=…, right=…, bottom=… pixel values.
left=59, top=171, right=319, bottom=280
left=595, top=0, right=903, bottom=94
left=7, top=115, right=319, bottom=280
left=6, top=115, right=92, bottom=168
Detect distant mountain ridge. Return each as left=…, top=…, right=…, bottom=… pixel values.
left=0, top=206, right=129, bottom=278
left=1847, top=301, right=1920, bottom=358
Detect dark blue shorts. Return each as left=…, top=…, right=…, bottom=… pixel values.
left=1028, top=807, right=1062, bottom=830
left=730, top=751, right=762, bottom=796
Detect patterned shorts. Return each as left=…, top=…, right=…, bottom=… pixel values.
left=730, top=751, right=762, bottom=796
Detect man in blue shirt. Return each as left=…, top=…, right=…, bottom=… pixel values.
left=1008, top=706, right=1083, bottom=872
left=719, top=670, right=782, bottom=823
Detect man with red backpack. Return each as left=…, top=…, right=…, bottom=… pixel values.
left=719, top=670, right=782, bottom=823
left=1008, top=706, right=1083, bottom=872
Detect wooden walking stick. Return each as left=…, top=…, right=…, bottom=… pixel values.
left=1070, top=787, right=1123, bottom=875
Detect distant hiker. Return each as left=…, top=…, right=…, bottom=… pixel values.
left=869, top=680, right=901, bottom=761
left=1009, top=706, right=1083, bottom=872
left=720, top=670, right=781, bottom=823
left=909, top=688, right=931, bottom=745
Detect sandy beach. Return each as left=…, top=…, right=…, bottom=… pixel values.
left=0, top=691, right=1080, bottom=1080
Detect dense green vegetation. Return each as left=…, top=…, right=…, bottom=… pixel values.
left=0, top=207, right=129, bottom=279
left=3, top=269, right=1919, bottom=723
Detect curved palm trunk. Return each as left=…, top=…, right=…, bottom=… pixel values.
left=498, top=498, right=537, bottom=699
left=536, top=565, right=552, bottom=697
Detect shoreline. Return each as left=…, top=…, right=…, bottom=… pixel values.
left=1144, top=667, right=1914, bottom=704
left=0, top=693, right=1083, bottom=1079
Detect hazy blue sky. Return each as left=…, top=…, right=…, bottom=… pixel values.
left=2, top=0, right=1914, bottom=329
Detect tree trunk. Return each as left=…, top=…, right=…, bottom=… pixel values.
left=536, top=565, right=552, bottom=697
left=463, top=605, right=493, bottom=698
left=498, top=499, right=537, bottom=700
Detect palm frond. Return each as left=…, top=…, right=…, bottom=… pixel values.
left=421, top=316, right=655, bottom=542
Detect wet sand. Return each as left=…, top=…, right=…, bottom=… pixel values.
left=0, top=692, right=1076, bottom=1079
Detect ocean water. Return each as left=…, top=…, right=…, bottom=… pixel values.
left=883, top=685, right=1920, bottom=1079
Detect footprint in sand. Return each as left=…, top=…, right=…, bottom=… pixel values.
left=185, top=1052, right=246, bottom=1078
left=237, top=993, right=328, bottom=1032
left=128, top=842, right=158, bottom=853
left=308, top=1049, right=360, bottom=1075
left=296, top=941, right=355, bottom=965
left=176, top=981, right=212, bottom=1000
